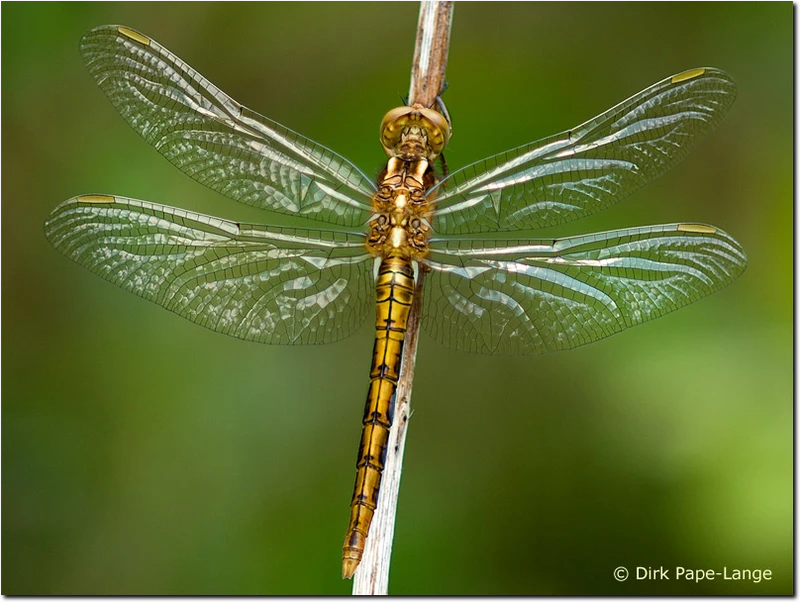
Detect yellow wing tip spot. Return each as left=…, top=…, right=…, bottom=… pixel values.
left=77, top=194, right=116, bottom=205
left=672, top=68, right=706, bottom=84
left=117, top=26, right=151, bottom=46
left=678, top=223, right=717, bottom=234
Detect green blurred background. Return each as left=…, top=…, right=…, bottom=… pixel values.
left=2, top=2, right=791, bottom=595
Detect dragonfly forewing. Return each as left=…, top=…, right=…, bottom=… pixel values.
left=44, top=195, right=374, bottom=344
left=430, top=68, right=737, bottom=234
left=80, top=25, right=377, bottom=228
left=422, top=224, right=747, bottom=355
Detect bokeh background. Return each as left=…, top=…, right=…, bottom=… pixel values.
left=2, top=2, right=791, bottom=595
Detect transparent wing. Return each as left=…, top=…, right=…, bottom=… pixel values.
left=44, top=195, right=374, bottom=345
left=431, top=68, right=737, bottom=234
left=423, top=224, right=747, bottom=354
left=81, top=25, right=376, bottom=227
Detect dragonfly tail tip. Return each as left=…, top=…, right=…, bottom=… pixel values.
left=342, top=558, right=360, bottom=579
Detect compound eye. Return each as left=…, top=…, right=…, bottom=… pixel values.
left=379, top=106, right=414, bottom=156
left=380, top=106, right=413, bottom=136
left=417, top=107, right=451, bottom=149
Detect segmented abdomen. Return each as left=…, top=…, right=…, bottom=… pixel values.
left=342, top=255, right=415, bottom=579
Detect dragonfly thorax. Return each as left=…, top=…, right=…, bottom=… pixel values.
left=367, top=157, right=432, bottom=259
left=380, top=104, right=450, bottom=161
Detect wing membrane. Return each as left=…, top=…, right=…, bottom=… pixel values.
left=431, top=68, right=737, bottom=234
left=423, top=224, right=747, bottom=354
left=80, top=25, right=376, bottom=227
left=45, top=195, right=374, bottom=344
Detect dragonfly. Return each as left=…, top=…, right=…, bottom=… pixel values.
left=45, top=25, right=746, bottom=580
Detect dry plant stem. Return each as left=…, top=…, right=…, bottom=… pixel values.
left=351, top=1, right=454, bottom=595
left=409, top=1, right=455, bottom=108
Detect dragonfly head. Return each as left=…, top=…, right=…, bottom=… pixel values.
left=380, top=104, right=451, bottom=161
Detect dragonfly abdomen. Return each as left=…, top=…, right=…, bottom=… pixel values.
left=342, top=255, right=415, bottom=579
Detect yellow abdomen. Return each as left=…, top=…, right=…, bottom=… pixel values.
left=342, top=255, right=415, bottom=578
